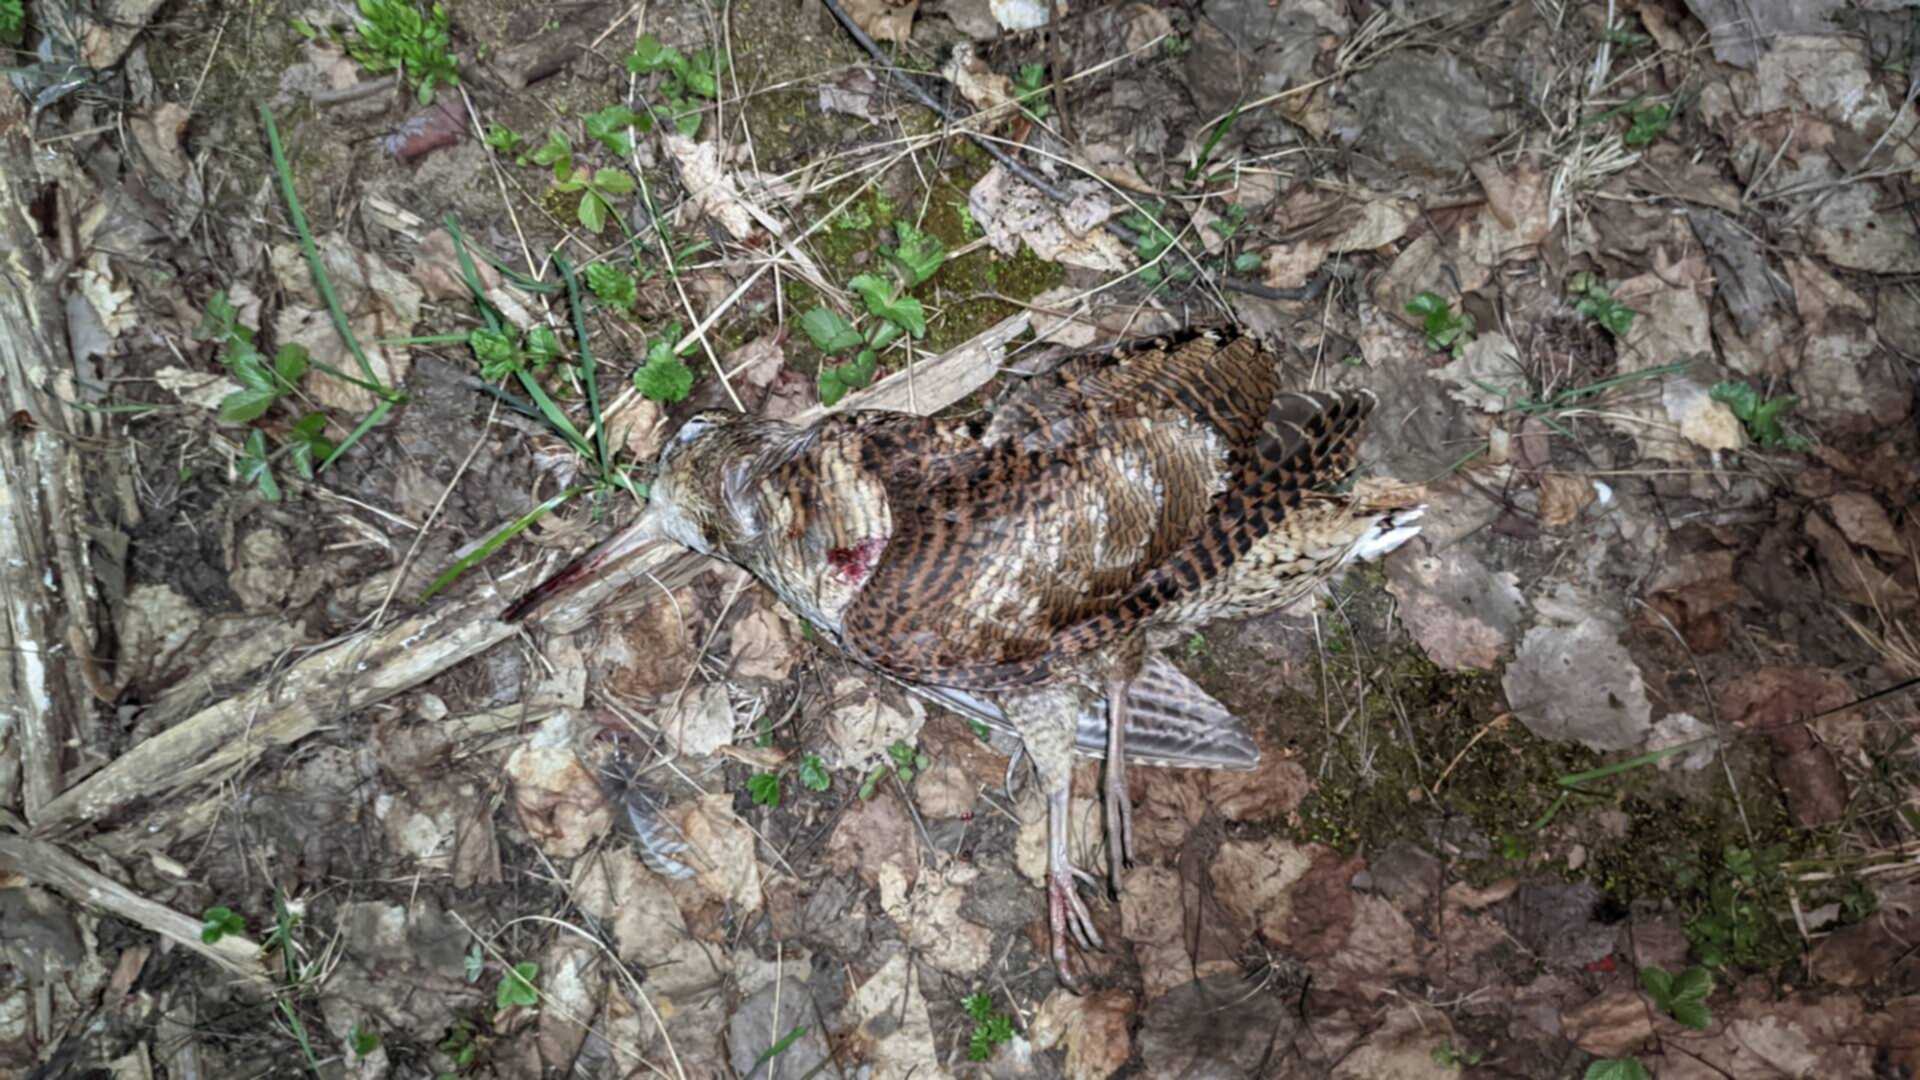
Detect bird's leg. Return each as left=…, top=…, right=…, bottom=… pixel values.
left=1047, top=768, right=1103, bottom=990
left=1104, top=672, right=1135, bottom=897
left=1009, top=686, right=1103, bottom=990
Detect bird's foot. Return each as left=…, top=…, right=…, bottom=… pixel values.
left=1049, top=863, right=1103, bottom=991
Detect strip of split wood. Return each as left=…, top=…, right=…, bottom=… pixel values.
left=33, top=314, right=1028, bottom=836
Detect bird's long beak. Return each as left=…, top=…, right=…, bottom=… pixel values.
left=499, top=506, right=663, bottom=624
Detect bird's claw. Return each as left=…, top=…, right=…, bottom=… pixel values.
left=1049, top=866, right=1104, bottom=991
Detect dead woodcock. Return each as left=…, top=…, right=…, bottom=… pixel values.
left=504, top=328, right=1425, bottom=988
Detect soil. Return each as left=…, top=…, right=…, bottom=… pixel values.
left=4, top=0, right=1919, bottom=1077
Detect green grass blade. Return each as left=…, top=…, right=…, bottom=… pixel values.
left=260, top=105, right=392, bottom=397
left=553, top=255, right=608, bottom=474
left=319, top=397, right=395, bottom=469
left=421, top=486, right=586, bottom=601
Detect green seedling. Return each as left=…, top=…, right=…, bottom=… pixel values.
left=1586, top=1061, right=1651, bottom=1080
left=1623, top=101, right=1672, bottom=147
left=585, top=104, right=648, bottom=155
left=483, top=123, right=525, bottom=156
left=346, top=0, right=460, bottom=104
left=1406, top=291, right=1476, bottom=358
left=351, top=1024, right=381, bottom=1056
left=962, top=992, right=1015, bottom=1062
left=584, top=262, right=638, bottom=313
left=798, top=753, right=832, bottom=793
left=804, top=221, right=946, bottom=405
left=422, top=236, right=640, bottom=601
left=1012, top=63, right=1049, bottom=120
left=623, top=33, right=725, bottom=137
left=1210, top=203, right=1248, bottom=241
left=496, top=962, right=539, bottom=1010
left=1638, top=964, right=1714, bottom=1029
left=860, top=739, right=931, bottom=799
left=1709, top=381, right=1811, bottom=451
left=554, top=166, right=635, bottom=235
left=1, top=0, right=24, bottom=44
left=440, top=1017, right=481, bottom=1071
left=1568, top=271, right=1636, bottom=337
left=633, top=323, right=697, bottom=403
left=1120, top=203, right=1187, bottom=285
left=528, top=130, right=574, bottom=181
left=1675, top=843, right=1787, bottom=969
left=747, top=772, right=782, bottom=808
left=201, top=905, right=246, bottom=944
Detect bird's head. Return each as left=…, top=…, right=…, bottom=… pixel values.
left=500, top=408, right=801, bottom=623
left=641, top=408, right=743, bottom=555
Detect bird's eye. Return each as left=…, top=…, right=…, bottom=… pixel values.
left=669, top=409, right=736, bottom=451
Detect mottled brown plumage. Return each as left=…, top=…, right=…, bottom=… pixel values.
left=505, top=328, right=1423, bottom=988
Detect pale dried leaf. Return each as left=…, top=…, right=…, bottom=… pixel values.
left=505, top=712, right=613, bottom=858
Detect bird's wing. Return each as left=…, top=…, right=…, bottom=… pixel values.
left=841, top=331, right=1374, bottom=689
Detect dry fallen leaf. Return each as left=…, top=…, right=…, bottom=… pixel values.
left=729, top=603, right=798, bottom=682
left=1537, top=473, right=1597, bottom=528
left=664, top=134, right=762, bottom=241
left=670, top=793, right=764, bottom=913
left=1031, top=988, right=1135, bottom=1080
left=505, top=713, right=613, bottom=858
left=840, top=0, right=917, bottom=45
left=270, top=239, right=422, bottom=412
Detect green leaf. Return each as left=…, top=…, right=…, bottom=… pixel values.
left=273, top=343, right=310, bottom=385
left=577, top=190, right=608, bottom=235
left=469, top=327, right=522, bottom=381
left=1637, top=966, right=1674, bottom=1005
left=818, top=348, right=876, bottom=407
left=1672, top=965, right=1713, bottom=1003
left=849, top=273, right=926, bottom=338
left=592, top=170, right=636, bottom=199
left=200, top=905, right=246, bottom=944
left=747, top=772, right=782, bottom=808
left=285, top=413, right=334, bottom=480
left=238, top=429, right=281, bottom=502
left=684, top=50, right=724, bottom=98
left=1013, top=63, right=1048, bottom=119
left=496, top=962, right=539, bottom=1010
left=219, top=387, right=280, bottom=424
left=584, top=263, right=638, bottom=312
left=818, top=368, right=849, bottom=407
left=1405, top=291, right=1448, bottom=318
left=349, top=1023, right=380, bottom=1055
left=798, top=754, right=831, bottom=792
left=1584, top=1061, right=1651, bottom=1080
left=584, top=105, right=642, bottom=155
left=484, top=123, right=525, bottom=154
left=229, top=348, right=275, bottom=392
left=799, top=307, right=863, bottom=354
left=625, top=34, right=685, bottom=77
left=885, top=222, right=946, bottom=287
left=529, top=130, right=573, bottom=180
left=1670, top=999, right=1712, bottom=1030
left=199, top=290, right=246, bottom=343
left=525, top=325, right=563, bottom=370
left=668, top=100, right=703, bottom=138
left=1232, top=251, right=1262, bottom=273
left=634, top=347, right=694, bottom=403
